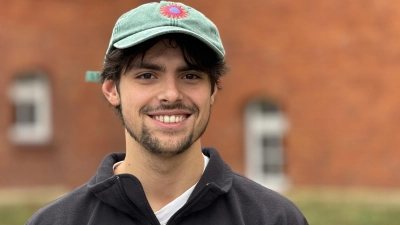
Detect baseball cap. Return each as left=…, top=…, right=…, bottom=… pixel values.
left=86, top=1, right=225, bottom=82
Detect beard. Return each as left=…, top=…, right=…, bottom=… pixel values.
left=121, top=102, right=210, bottom=157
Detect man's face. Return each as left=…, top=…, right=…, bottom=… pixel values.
left=104, top=40, right=217, bottom=156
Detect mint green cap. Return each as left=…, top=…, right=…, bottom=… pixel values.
left=86, top=1, right=225, bottom=82
left=108, top=1, right=225, bottom=58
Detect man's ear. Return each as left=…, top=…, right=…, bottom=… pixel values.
left=102, top=79, right=121, bottom=106
left=210, top=84, right=218, bottom=106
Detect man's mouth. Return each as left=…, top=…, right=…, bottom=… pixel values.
left=152, top=115, right=189, bottom=123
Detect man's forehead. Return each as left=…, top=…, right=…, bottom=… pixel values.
left=144, top=39, right=181, bottom=58
left=133, top=38, right=185, bottom=58
left=125, top=43, right=191, bottom=72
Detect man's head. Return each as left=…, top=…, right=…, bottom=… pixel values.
left=102, top=33, right=227, bottom=117
left=100, top=1, right=228, bottom=156
left=101, top=1, right=228, bottom=118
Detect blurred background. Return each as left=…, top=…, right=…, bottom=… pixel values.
left=1, top=0, right=400, bottom=224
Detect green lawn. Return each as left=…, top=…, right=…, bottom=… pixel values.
left=295, top=200, right=400, bottom=225
left=287, top=188, right=400, bottom=225
left=1, top=188, right=400, bottom=225
left=0, top=204, right=42, bottom=225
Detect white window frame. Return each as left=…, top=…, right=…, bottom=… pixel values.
left=244, top=100, right=290, bottom=192
left=8, top=72, right=52, bottom=145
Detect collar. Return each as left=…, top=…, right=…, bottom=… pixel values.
left=87, top=148, right=233, bottom=220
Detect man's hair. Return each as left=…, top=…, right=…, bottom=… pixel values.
left=101, top=33, right=229, bottom=117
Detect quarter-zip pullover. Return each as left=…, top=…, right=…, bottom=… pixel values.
left=26, top=148, right=308, bottom=225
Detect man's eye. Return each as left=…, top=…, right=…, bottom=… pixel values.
left=137, top=73, right=155, bottom=79
left=183, top=74, right=199, bottom=79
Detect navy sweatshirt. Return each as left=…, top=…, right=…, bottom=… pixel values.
left=26, top=148, right=308, bottom=225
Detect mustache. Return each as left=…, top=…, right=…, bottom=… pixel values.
left=140, top=103, right=198, bottom=114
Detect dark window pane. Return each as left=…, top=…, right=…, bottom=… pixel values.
left=15, top=103, right=36, bottom=124
left=262, top=136, right=281, bottom=173
left=260, top=101, right=278, bottom=114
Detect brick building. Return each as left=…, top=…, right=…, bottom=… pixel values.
left=1, top=0, right=400, bottom=191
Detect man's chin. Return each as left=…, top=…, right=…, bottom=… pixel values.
left=146, top=146, right=189, bottom=157
left=143, top=137, right=194, bottom=157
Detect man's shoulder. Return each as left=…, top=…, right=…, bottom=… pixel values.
left=231, top=172, right=294, bottom=204
left=26, top=183, right=95, bottom=225
left=228, top=172, right=308, bottom=223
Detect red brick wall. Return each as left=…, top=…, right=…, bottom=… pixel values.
left=0, top=0, right=131, bottom=188
left=205, top=0, right=400, bottom=188
left=1, top=0, right=400, bottom=189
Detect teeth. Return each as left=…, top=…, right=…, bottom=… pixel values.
left=154, top=115, right=185, bottom=123
left=164, top=116, right=170, bottom=123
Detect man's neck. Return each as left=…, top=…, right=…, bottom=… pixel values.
left=115, top=140, right=205, bottom=212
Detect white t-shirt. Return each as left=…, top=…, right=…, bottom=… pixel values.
left=113, top=154, right=210, bottom=225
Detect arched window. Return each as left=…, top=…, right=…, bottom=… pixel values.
left=244, top=99, right=289, bottom=191
left=8, top=71, right=52, bottom=145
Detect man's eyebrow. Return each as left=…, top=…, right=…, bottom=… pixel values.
left=127, top=62, right=201, bottom=73
left=127, top=62, right=166, bottom=72
left=176, top=65, right=199, bottom=72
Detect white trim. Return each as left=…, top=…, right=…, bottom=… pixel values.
left=8, top=74, right=52, bottom=145
left=244, top=100, right=290, bottom=192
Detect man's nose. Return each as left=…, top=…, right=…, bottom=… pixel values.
left=157, top=76, right=183, bottom=103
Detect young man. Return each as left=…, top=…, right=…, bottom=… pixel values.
left=27, top=1, right=308, bottom=224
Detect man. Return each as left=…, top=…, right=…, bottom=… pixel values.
left=27, top=1, right=308, bottom=224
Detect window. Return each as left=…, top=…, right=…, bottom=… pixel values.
left=8, top=71, right=52, bottom=145
left=244, top=99, right=289, bottom=192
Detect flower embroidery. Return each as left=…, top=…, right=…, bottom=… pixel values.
left=160, top=4, right=188, bottom=19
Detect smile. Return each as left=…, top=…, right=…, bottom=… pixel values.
left=152, top=115, right=188, bottom=123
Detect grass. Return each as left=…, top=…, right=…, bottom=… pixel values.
left=1, top=187, right=400, bottom=225
left=0, top=204, right=42, bottom=225
left=0, top=186, right=66, bottom=225
left=286, top=187, right=400, bottom=225
left=294, top=200, right=400, bottom=225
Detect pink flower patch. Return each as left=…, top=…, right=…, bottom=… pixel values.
left=160, top=4, right=188, bottom=19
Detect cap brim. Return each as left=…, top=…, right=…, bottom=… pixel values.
left=112, top=26, right=224, bottom=59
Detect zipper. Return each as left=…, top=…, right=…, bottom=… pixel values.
left=166, top=183, right=213, bottom=225
left=116, top=175, right=159, bottom=225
